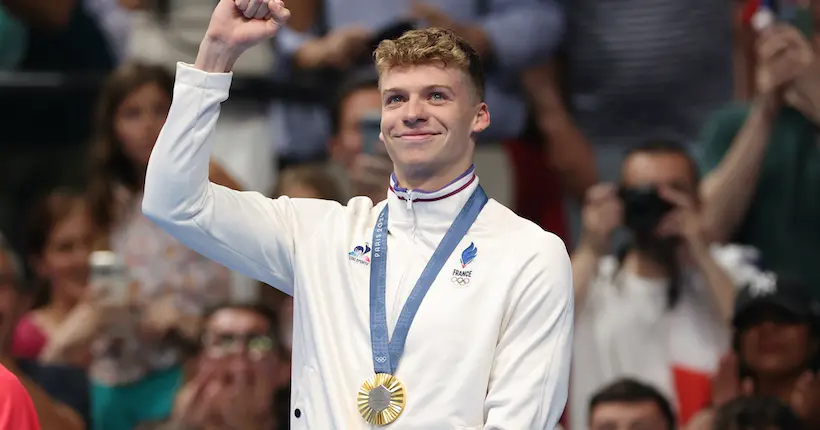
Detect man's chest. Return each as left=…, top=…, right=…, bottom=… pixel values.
left=293, top=227, right=512, bottom=354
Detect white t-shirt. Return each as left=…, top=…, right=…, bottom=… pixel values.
left=142, top=63, right=575, bottom=429
left=570, top=245, right=761, bottom=430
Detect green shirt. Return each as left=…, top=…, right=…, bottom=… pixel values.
left=700, top=105, right=820, bottom=296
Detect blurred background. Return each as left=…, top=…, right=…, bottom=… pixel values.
left=0, top=0, right=819, bottom=429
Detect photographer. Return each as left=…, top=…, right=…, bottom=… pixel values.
left=569, top=141, right=760, bottom=429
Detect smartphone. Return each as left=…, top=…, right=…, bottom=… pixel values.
left=359, top=111, right=386, bottom=156
left=89, top=250, right=129, bottom=306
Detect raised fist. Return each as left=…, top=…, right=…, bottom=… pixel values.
left=202, top=0, right=290, bottom=59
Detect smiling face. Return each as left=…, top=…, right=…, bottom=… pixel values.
left=373, top=27, right=489, bottom=188
left=379, top=64, right=488, bottom=181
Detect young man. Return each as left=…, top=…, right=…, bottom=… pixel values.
left=142, top=0, right=573, bottom=428
left=570, top=141, right=757, bottom=428
left=587, top=379, right=676, bottom=430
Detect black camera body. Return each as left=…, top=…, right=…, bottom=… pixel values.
left=618, top=186, right=673, bottom=235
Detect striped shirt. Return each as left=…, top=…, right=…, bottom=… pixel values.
left=564, top=0, right=734, bottom=148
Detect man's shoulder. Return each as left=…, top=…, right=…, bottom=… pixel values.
left=482, top=200, right=568, bottom=261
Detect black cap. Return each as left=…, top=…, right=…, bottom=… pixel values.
left=732, top=273, right=820, bottom=327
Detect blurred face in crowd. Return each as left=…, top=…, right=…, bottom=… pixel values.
left=330, top=86, right=382, bottom=168
left=621, top=151, right=697, bottom=197
left=279, top=183, right=322, bottom=199
left=0, top=251, right=24, bottom=352
left=32, top=204, right=92, bottom=304
left=202, top=307, right=279, bottom=377
left=589, top=400, right=671, bottom=430
left=114, top=82, right=171, bottom=169
left=738, top=306, right=816, bottom=376
left=379, top=64, right=488, bottom=179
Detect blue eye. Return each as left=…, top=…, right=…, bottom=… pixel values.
left=430, top=92, right=444, bottom=101
left=387, top=95, right=403, bottom=104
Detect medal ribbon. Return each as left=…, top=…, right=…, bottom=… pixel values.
left=369, top=186, right=488, bottom=375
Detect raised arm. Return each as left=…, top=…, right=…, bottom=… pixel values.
left=143, top=1, right=337, bottom=295
left=483, top=233, right=573, bottom=429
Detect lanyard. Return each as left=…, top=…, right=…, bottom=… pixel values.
left=369, top=186, right=488, bottom=375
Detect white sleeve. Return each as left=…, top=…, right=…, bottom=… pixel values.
left=142, top=62, right=339, bottom=296
left=483, top=233, right=574, bottom=429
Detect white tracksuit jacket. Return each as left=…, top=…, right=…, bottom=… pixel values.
left=142, top=63, right=574, bottom=430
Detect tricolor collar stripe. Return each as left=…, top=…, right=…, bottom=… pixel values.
left=390, top=174, right=476, bottom=203
left=389, top=166, right=476, bottom=202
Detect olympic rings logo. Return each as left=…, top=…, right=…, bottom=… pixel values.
left=451, top=277, right=470, bottom=285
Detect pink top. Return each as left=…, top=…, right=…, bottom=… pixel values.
left=10, top=314, right=48, bottom=360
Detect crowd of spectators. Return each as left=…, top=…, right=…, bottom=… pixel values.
left=1, top=0, right=819, bottom=429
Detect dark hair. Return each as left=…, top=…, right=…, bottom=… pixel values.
left=621, top=140, right=701, bottom=186
left=271, top=163, right=346, bottom=203
left=24, top=189, right=86, bottom=260
left=589, top=379, right=676, bottom=429
left=732, top=309, right=820, bottom=379
left=714, top=396, right=804, bottom=430
left=87, top=62, right=174, bottom=237
left=330, top=67, right=380, bottom=135
left=24, top=189, right=88, bottom=308
left=202, top=302, right=288, bottom=359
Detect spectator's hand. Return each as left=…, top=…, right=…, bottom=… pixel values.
left=294, top=26, right=371, bottom=69
left=711, top=353, right=754, bottom=408
left=219, top=358, right=276, bottom=430
left=784, top=58, right=820, bottom=123
left=578, top=183, right=623, bottom=255
left=790, top=371, right=820, bottom=426
left=41, top=287, right=127, bottom=364
left=656, top=185, right=709, bottom=254
left=756, top=24, right=814, bottom=96
left=139, top=294, right=182, bottom=340
left=172, top=359, right=225, bottom=428
left=350, top=154, right=394, bottom=202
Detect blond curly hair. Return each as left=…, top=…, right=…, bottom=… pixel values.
left=373, top=27, right=486, bottom=102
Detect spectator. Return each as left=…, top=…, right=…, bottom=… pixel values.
left=699, top=11, right=820, bottom=297
left=273, top=0, right=568, bottom=237
left=712, top=396, right=804, bottom=430
left=270, top=163, right=347, bottom=202
left=0, top=234, right=85, bottom=430
left=570, top=141, right=759, bottom=429
left=688, top=275, right=820, bottom=429
left=263, top=163, right=346, bottom=353
left=147, top=303, right=290, bottom=430
left=555, top=0, right=733, bottom=183
left=84, top=62, right=239, bottom=430
left=11, top=190, right=102, bottom=367
left=325, top=68, right=390, bottom=202
left=588, top=378, right=676, bottom=430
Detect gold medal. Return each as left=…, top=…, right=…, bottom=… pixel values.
left=357, top=373, right=407, bottom=425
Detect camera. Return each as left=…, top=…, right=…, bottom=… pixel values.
left=618, top=186, right=673, bottom=235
